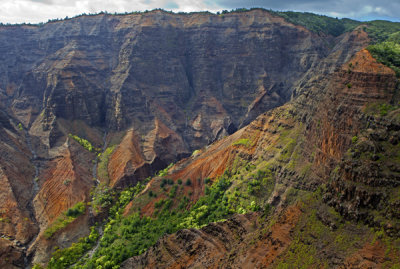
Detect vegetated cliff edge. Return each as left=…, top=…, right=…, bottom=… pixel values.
left=121, top=49, right=400, bottom=268
left=0, top=8, right=398, bottom=268
left=49, top=25, right=399, bottom=268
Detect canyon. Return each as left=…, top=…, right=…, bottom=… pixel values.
left=0, top=8, right=399, bottom=268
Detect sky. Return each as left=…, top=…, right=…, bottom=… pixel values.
left=0, top=0, right=399, bottom=24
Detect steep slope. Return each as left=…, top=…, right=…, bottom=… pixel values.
left=0, top=9, right=367, bottom=266
left=118, top=40, right=400, bottom=268
left=1, top=9, right=400, bottom=268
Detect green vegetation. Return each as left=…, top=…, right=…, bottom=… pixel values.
left=48, top=226, right=100, bottom=269
left=97, top=145, right=116, bottom=183
left=364, top=20, right=400, bottom=77
left=68, top=134, right=98, bottom=152
left=270, top=11, right=400, bottom=42
left=48, top=180, right=150, bottom=268
left=276, top=187, right=400, bottom=268
left=364, top=102, right=399, bottom=117
left=169, top=185, right=178, bottom=198
left=368, top=42, right=400, bottom=76
left=49, top=172, right=241, bottom=268
left=271, top=11, right=360, bottom=37
left=44, top=202, right=86, bottom=239
left=192, top=149, right=201, bottom=156
left=157, top=163, right=174, bottom=177
left=160, top=178, right=174, bottom=188
left=278, top=139, right=297, bottom=163
left=48, top=153, right=281, bottom=268
left=0, top=217, right=10, bottom=223
left=351, top=136, right=358, bottom=144
left=232, top=138, right=251, bottom=147
left=18, top=123, right=23, bottom=131
left=91, top=185, right=113, bottom=213
left=276, top=190, right=357, bottom=268
left=364, top=21, right=400, bottom=43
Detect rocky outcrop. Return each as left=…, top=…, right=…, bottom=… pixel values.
left=324, top=107, right=400, bottom=235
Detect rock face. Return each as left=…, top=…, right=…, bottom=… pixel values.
left=0, top=9, right=343, bottom=195
left=121, top=31, right=400, bottom=268
left=0, top=10, right=329, bottom=147
left=0, top=9, right=398, bottom=267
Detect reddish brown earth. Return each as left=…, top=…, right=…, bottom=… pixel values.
left=128, top=47, right=395, bottom=217
left=0, top=238, right=24, bottom=269
left=109, top=129, right=147, bottom=188
left=0, top=9, right=399, bottom=268
left=341, top=241, right=386, bottom=269
left=306, top=49, right=395, bottom=174
left=121, top=29, right=400, bottom=268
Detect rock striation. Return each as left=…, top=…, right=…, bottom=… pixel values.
left=0, top=9, right=399, bottom=267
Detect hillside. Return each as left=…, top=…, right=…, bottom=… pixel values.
left=0, top=8, right=399, bottom=268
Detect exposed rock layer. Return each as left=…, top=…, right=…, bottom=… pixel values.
left=0, top=9, right=397, bottom=267
left=121, top=35, right=400, bottom=268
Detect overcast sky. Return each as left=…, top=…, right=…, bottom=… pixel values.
left=1, top=0, right=399, bottom=24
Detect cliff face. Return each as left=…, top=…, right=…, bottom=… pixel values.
left=0, top=9, right=338, bottom=199
left=0, top=10, right=328, bottom=142
left=121, top=36, right=400, bottom=268
left=0, top=9, right=398, bottom=268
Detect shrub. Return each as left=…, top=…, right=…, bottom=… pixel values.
left=192, top=149, right=201, bottom=156
left=47, top=226, right=99, bottom=268
left=155, top=199, right=165, bottom=209
left=368, top=42, right=400, bottom=77
left=185, top=179, right=192, bottom=186
left=68, top=134, right=97, bottom=152
left=97, top=145, right=116, bottom=182
left=379, top=103, right=395, bottom=116
left=250, top=201, right=260, bottom=211
left=44, top=202, right=86, bottom=238
left=91, top=185, right=113, bottom=212
left=160, top=178, right=168, bottom=188
left=169, top=185, right=178, bottom=198
left=232, top=138, right=251, bottom=147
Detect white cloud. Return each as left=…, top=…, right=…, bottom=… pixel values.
left=0, top=0, right=398, bottom=24
left=0, top=0, right=223, bottom=23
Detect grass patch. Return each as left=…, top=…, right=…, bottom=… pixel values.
left=97, top=145, right=116, bottom=183
left=44, top=202, right=86, bottom=239
left=69, top=134, right=99, bottom=152
left=232, top=138, right=251, bottom=147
